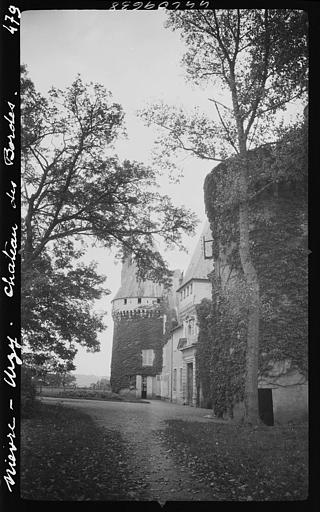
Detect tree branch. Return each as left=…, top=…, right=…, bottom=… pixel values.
left=208, top=97, right=232, bottom=112
left=155, top=120, right=223, bottom=162
left=210, top=100, right=239, bottom=155
left=232, top=9, right=241, bottom=65
left=244, top=10, right=271, bottom=139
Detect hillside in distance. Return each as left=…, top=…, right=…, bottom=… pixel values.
left=73, top=374, right=110, bottom=387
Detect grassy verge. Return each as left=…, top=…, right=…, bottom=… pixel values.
left=40, top=388, right=147, bottom=403
left=40, top=388, right=124, bottom=401
left=21, top=402, right=138, bottom=500
left=158, top=419, right=308, bottom=501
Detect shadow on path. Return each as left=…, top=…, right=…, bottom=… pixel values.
left=42, top=398, right=226, bottom=502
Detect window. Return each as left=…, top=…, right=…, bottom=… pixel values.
left=138, top=297, right=142, bottom=304
left=157, top=298, right=161, bottom=304
left=142, top=349, right=155, bottom=366
left=129, top=375, right=136, bottom=390
left=173, top=369, right=177, bottom=391
left=190, top=283, right=193, bottom=294
left=162, top=314, right=167, bottom=335
left=188, top=319, right=195, bottom=336
left=124, top=298, right=127, bottom=305
left=180, top=368, right=183, bottom=389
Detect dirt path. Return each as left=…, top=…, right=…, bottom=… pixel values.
left=42, top=397, right=225, bottom=502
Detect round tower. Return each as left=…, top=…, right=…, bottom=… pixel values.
left=110, top=255, right=165, bottom=399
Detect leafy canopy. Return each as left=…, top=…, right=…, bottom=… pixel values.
left=21, top=67, right=198, bottom=368
left=139, top=9, right=307, bottom=168
left=21, top=66, right=197, bottom=286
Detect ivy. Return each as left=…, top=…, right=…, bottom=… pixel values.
left=110, top=312, right=164, bottom=393
left=198, top=123, right=308, bottom=415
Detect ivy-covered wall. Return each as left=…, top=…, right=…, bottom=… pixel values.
left=110, top=313, right=164, bottom=393
left=197, top=122, right=308, bottom=417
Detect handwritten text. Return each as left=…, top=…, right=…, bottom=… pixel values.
left=2, top=224, right=18, bottom=298
left=3, top=100, right=16, bottom=166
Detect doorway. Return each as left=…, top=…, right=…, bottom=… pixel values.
left=186, top=363, right=193, bottom=405
left=141, top=376, right=147, bottom=399
left=258, top=388, right=274, bottom=426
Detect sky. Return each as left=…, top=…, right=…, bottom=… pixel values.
left=21, top=10, right=216, bottom=377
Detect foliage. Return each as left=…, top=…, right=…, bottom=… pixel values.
left=140, top=10, right=307, bottom=170
left=21, top=403, right=144, bottom=500
left=21, top=65, right=197, bottom=286
left=160, top=419, right=308, bottom=500
left=197, top=125, right=308, bottom=415
left=196, top=294, right=246, bottom=418
left=91, top=378, right=111, bottom=390
left=111, top=313, right=164, bottom=393
left=40, top=388, right=123, bottom=401
left=44, top=371, right=76, bottom=388
left=22, top=244, right=106, bottom=359
left=21, top=366, right=37, bottom=418
left=140, top=9, right=307, bottom=423
left=21, top=65, right=199, bottom=370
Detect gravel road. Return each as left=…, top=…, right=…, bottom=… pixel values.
left=42, top=397, right=225, bottom=503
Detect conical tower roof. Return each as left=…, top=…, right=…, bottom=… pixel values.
left=178, top=220, right=213, bottom=289
left=113, top=254, right=164, bottom=301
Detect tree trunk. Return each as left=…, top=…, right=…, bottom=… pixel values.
left=238, top=160, right=260, bottom=424
left=231, top=81, right=261, bottom=422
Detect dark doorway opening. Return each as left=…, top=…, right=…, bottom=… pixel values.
left=258, top=388, right=274, bottom=426
left=141, top=376, right=147, bottom=399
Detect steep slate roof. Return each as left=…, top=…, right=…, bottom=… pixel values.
left=112, top=221, right=213, bottom=301
left=177, top=220, right=214, bottom=289
left=113, top=256, right=164, bottom=300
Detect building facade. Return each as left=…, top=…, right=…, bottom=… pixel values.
left=160, top=222, right=214, bottom=406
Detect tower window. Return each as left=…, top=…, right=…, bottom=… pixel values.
left=138, top=297, right=142, bottom=304
left=142, top=349, right=155, bottom=366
